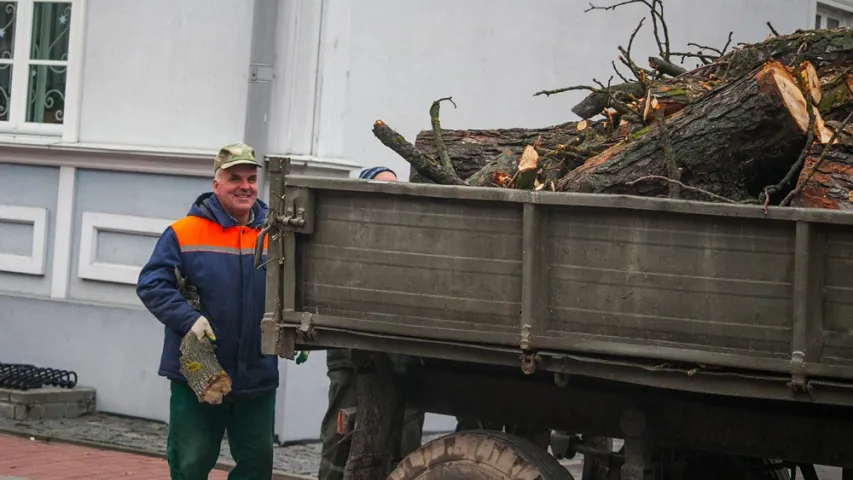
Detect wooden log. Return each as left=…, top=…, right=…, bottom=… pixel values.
left=571, top=82, right=645, bottom=120
left=818, top=67, right=853, bottom=123
left=571, top=77, right=719, bottom=121
left=412, top=122, right=585, bottom=182
left=343, top=353, right=405, bottom=480
left=465, top=149, right=518, bottom=188
left=179, top=333, right=232, bottom=404
left=699, top=28, right=853, bottom=81
left=556, top=60, right=834, bottom=202
left=790, top=143, right=853, bottom=210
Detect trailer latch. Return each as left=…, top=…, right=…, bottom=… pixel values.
left=297, top=312, right=316, bottom=340
left=789, top=350, right=810, bottom=392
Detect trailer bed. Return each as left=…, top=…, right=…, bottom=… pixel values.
left=260, top=161, right=853, bottom=408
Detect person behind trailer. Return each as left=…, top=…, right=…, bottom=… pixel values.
left=136, top=143, right=278, bottom=480
left=318, top=165, right=426, bottom=480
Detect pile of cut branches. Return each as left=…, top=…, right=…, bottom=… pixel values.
left=372, top=0, right=853, bottom=210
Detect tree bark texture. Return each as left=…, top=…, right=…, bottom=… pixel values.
left=343, top=353, right=406, bottom=480
left=556, top=60, right=828, bottom=201
left=571, top=77, right=719, bottom=121
left=702, top=29, right=853, bottom=81
left=179, top=334, right=232, bottom=404
left=411, top=122, right=585, bottom=182
left=818, top=68, right=853, bottom=123
left=790, top=142, right=853, bottom=210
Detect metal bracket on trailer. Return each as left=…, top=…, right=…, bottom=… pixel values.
left=789, top=350, right=810, bottom=393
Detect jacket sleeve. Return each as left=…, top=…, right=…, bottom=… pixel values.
left=136, top=226, right=200, bottom=335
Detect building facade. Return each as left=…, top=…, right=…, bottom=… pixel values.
left=0, top=0, right=841, bottom=442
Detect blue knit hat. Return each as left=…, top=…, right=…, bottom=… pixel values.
left=359, top=166, right=396, bottom=180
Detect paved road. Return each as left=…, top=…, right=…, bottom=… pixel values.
left=0, top=413, right=845, bottom=479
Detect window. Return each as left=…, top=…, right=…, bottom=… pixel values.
left=816, top=3, right=853, bottom=30
left=0, top=0, right=74, bottom=135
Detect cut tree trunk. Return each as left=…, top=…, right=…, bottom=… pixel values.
left=790, top=142, right=853, bottom=210
left=412, top=122, right=588, bottom=182
left=556, top=60, right=834, bottom=202
left=698, top=28, right=853, bottom=81
left=179, top=333, right=232, bottom=404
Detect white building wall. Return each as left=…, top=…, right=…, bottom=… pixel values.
left=77, top=0, right=254, bottom=150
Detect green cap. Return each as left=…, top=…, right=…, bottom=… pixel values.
left=214, top=143, right=260, bottom=172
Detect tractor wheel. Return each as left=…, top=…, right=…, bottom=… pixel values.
left=388, top=429, right=575, bottom=480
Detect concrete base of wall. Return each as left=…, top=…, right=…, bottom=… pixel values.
left=0, top=387, right=96, bottom=420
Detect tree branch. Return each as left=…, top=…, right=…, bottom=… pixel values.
left=625, top=176, right=744, bottom=203
left=372, top=120, right=466, bottom=186
left=429, top=97, right=457, bottom=173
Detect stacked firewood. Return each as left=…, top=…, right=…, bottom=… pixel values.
left=372, top=0, right=853, bottom=211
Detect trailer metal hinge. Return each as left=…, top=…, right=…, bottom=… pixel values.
left=520, top=323, right=533, bottom=350
left=789, top=350, right=810, bottom=392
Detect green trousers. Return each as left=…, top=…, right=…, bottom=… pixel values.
left=319, top=350, right=425, bottom=480
left=166, top=380, right=276, bottom=480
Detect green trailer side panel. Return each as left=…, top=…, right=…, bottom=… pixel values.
left=266, top=172, right=853, bottom=388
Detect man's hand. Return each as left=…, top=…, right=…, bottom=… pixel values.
left=190, top=316, right=216, bottom=342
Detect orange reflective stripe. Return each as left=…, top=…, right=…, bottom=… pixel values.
left=171, top=216, right=269, bottom=255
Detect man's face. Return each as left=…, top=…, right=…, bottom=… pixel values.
left=213, top=164, right=258, bottom=219
left=373, top=171, right=397, bottom=182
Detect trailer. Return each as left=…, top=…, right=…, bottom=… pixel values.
left=257, top=157, right=853, bottom=480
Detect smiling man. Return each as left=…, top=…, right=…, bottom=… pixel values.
left=136, top=143, right=278, bottom=480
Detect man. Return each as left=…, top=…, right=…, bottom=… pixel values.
left=136, top=143, right=278, bottom=480
left=318, top=166, right=426, bottom=480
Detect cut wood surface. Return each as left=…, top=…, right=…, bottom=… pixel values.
left=179, top=333, right=232, bottom=404
left=556, top=60, right=829, bottom=201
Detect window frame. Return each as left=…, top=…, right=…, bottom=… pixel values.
left=0, top=0, right=83, bottom=139
left=815, top=1, right=853, bottom=29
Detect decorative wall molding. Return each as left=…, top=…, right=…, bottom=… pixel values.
left=0, top=205, right=48, bottom=276
left=78, top=212, right=173, bottom=285
left=50, top=166, right=77, bottom=299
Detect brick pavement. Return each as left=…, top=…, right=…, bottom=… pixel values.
left=0, top=434, right=228, bottom=480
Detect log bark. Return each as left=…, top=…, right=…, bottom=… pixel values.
left=571, top=77, right=719, bottom=121
left=179, top=333, right=232, bottom=404
left=790, top=143, right=853, bottom=210
left=343, top=353, right=405, bottom=480
left=818, top=67, right=853, bottom=123
left=557, top=60, right=833, bottom=202
left=465, top=149, right=518, bottom=187
left=412, top=122, right=584, bottom=182
left=571, top=82, right=645, bottom=119
left=700, top=28, right=853, bottom=81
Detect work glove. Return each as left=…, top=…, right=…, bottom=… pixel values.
left=190, top=316, right=216, bottom=342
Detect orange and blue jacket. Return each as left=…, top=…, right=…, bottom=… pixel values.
left=136, top=192, right=277, bottom=396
